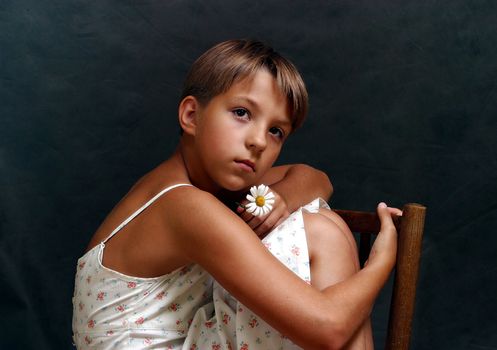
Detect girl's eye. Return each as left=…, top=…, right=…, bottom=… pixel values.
left=233, top=108, right=249, bottom=119
left=269, top=127, right=285, bottom=139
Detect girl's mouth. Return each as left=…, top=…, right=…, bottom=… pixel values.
left=236, top=160, right=255, bottom=172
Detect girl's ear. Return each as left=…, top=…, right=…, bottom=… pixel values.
left=178, top=96, right=200, bottom=136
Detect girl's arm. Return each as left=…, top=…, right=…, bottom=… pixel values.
left=261, top=163, right=333, bottom=211
left=238, top=164, right=333, bottom=236
left=166, top=188, right=397, bottom=350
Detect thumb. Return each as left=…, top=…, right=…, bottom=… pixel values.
left=377, top=202, right=395, bottom=231
left=368, top=202, right=398, bottom=269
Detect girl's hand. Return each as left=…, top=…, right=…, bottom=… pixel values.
left=237, top=187, right=290, bottom=238
left=365, top=203, right=401, bottom=269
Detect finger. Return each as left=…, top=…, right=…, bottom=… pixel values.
left=247, top=214, right=264, bottom=230
left=377, top=202, right=396, bottom=232
left=273, top=211, right=290, bottom=228
left=253, top=207, right=289, bottom=236
left=388, top=207, right=403, bottom=216
left=253, top=213, right=278, bottom=236
left=236, top=204, right=245, bottom=215
left=236, top=203, right=259, bottom=223
left=237, top=206, right=254, bottom=223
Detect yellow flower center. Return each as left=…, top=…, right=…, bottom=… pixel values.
left=255, top=196, right=266, bottom=207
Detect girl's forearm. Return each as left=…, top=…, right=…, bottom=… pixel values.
left=320, top=261, right=393, bottom=348
left=270, top=164, right=333, bottom=212
left=293, top=262, right=392, bottom=350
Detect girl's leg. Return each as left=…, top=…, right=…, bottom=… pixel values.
left=303, top=209, right=373, bottom=350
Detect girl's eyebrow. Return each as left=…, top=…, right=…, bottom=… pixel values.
left=230, top=96, right=260, bottom=110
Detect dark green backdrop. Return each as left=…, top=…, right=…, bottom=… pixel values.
left=1, top=0, right=496, bottom=348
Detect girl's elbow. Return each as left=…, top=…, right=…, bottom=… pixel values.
left=326, top=328, right=349, bottom=350
left=314, top=337, right=348, bottom=350
left=312, top=318, right=350, bottom=350
left=323, top=173, right=333, bottom=199
left=300, top=164, right=333, bottom=199
left=317, top=168, right=333, bottom=200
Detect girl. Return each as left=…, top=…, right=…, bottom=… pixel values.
left=72, top=39, right=400, bottom=349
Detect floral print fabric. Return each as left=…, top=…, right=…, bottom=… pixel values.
left=183, top=198, right=330, bottom=350
left=72, top=191, right=328, bottom=350
left=72, top=183, right=214, bottom=349
left=72, top=244, right=213, bottom=349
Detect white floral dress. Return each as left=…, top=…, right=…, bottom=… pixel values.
left=72, top=184, right=213, bottom=349
left=183, top=198, right=330, bottom=350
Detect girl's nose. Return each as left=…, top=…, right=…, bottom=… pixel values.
left=246, top=126, right=267, bottom=152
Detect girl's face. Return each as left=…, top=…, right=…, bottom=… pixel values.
left=190, top=69, right=292, bottom=192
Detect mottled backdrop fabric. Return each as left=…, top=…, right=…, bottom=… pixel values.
left=1, top=0, right=496, bottom=349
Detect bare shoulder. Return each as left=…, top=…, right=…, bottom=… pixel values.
left=162, top=186, right=251, bottom=248
left=159, top=185, right=221, bottom=216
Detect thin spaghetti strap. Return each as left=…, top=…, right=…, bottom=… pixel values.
left=102, top=183, right=193, bottom=244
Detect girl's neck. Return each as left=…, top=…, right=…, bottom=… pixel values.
left=176, top=141, right=222, bottom=195
left=176, top=141, right=246, bottom=205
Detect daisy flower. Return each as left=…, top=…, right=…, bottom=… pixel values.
left=245, top=184, right=275, bottom=217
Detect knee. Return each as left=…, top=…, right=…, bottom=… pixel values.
left=316, top=208, right=353, bottom=238
left=303, top=211, right=359, bottom=271
left=303, top=211, right=353, bottom=247
left=303, top=211, right=340, bottom=245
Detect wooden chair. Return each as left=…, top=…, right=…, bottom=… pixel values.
left=334, top=203, right=426, bottom=350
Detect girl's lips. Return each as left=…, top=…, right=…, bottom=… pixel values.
left=236, top=160, right=255, bottom=172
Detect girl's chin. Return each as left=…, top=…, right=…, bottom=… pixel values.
left=221, top=183, right=250, bottom=193
left=218, top=179, right=256, bottom=193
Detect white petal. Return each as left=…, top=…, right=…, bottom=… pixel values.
left=246, top=203, right=257, bottom=213
left=261, top=185, right=269, bottom=196
left=249, top=186, right=258, bottom=197
left=265, top=192, right=275, bottom=200
left=265, top=199, right=275, bottom=206
left=257, top=184, right=266, bottom=196
left=246, top=194, right=256, bottom=202
left=265, top=203, right=273, bottom=211
left=252, top=185, right=260, bottom=196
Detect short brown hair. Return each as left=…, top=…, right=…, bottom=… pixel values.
left=180, top=39, right=308, bottom=130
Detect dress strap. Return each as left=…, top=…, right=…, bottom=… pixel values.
left=102, top=183, right=193, bottom=244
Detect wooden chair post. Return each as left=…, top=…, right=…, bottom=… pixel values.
left=385, top=203, right=426, bottom=350
left=335, top=203, right=426, bottom=350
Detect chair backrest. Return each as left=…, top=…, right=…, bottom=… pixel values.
left=334, top=203, right=426, bottom=350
